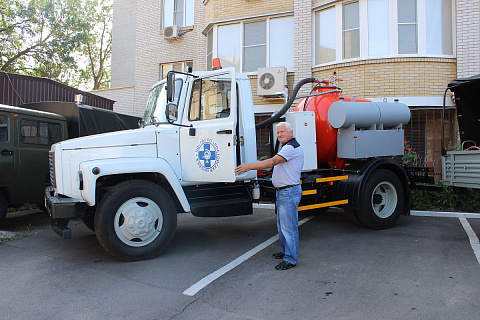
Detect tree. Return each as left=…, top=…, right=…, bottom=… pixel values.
left=75, top=0, right=112, bottom=90
left=1, top=1, right=81, bottom=77
left=0, top=0, right=112, bottom=90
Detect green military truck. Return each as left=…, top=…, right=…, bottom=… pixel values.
left=0, top=102, right=139, bottom=225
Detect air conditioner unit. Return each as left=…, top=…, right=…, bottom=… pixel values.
left=164, top=25, right=179, bottom=40
left=257, top=67, right=287, bottom=96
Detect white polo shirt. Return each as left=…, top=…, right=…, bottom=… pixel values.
left=272, top=138, right=304, bottom=188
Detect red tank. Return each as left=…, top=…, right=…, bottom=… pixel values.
left=293, top=81, right=370, bottom=168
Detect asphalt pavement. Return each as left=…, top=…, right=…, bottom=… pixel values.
left=1, top=206, right=479, bottom=320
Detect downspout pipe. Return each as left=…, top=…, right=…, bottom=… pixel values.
left=441, top=88, right=449, bottom=156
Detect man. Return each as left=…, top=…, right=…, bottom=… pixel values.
left=234, top=122, right=304, bottom=270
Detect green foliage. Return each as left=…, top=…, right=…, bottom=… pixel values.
left=403, top=139, right=480, bottom=212
left=447, top=140, right=461, bottom=151
left=0, top=0, right=112, bottom=90
left=74, top=0, right=112, bottom=90
left=402, top=140, right=418, bottom=165
left=411, top=182, right=480, bottom=213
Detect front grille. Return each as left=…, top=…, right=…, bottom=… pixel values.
left=49, top=150, right=56, bottom=187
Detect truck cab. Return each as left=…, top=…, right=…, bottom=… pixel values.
left=46, top=68, right=259, bottom=260
left=154, top=68, right=258, bottom=184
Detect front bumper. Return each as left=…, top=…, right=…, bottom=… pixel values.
left=45, top=186, right=87, bottom=239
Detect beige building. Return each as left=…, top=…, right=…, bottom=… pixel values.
left=95, top=0, right=480, bottom=176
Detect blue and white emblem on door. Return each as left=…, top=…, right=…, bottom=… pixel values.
left=195, top=138, right=220, bottom=172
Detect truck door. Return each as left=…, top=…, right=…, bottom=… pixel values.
left=15, top=117, right=63, bottom=205
left=0, top=112, right=14, bottom=187
left=180, top=68, right=237, bottom=183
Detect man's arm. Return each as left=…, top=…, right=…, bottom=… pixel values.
left=234, top=155, right=286, bottom=175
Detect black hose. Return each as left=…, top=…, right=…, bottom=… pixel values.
left=255, top=77, right=319, bottom=128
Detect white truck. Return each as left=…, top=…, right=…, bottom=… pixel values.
left=46, top=67, right=412, bottom=261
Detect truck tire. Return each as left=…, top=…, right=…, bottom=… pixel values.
left=81, top=207, right=96, bottom=232
left=357, top=169, right=403, bottom=230
left=94, top=180, right=177, bottom=261
left=0, top=192, right=7, bottom=225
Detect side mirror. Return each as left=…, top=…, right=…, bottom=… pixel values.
left=167, top=71, right=175, bottom=103
left=165, top=102, right=178, bottom=123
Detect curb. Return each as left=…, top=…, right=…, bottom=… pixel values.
left=253, top=203, right=480, bottom=218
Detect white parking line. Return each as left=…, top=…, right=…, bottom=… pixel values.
left=183, top=215, right=316, bottom=297
left=411, top=210, right=480, bottom=218
left=459, top=218, right=480, bottom=265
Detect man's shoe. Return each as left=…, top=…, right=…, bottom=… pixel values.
left=272, top=252, right=284, bottom=259
left=275, top=260, right=296, bottom=270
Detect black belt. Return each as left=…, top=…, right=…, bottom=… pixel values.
left=276, top=184, right=299, bottom=190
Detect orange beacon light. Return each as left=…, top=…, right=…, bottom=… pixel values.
left=212, top=58, right=222, bottom=70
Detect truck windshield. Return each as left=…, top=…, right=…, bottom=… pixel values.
left=142, top=79, right=183, bottom=125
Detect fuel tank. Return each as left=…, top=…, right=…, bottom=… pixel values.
left=293, top=85, right=370, bottom=167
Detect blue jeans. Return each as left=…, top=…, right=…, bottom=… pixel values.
left=276, top=184, right=302, bottom=264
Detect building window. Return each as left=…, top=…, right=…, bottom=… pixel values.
left=398, top=0, right=418, bottom=54
left=206, top=29, right=214, bottom=71
left=343, top=1, right=360, bottom=59
left=159, top=61, right=193, bottom=80
left=243, top=21, right=267, bottom=72
left=0, top=115, right=8, bottom=142
left=208, top=16, right=294, bottom=73
left=270, top=17, right=295, bottom=70
left=189, top=76, right=232, bottom=121
left=426, top=0, right=452, bottom=55
left=163, top=0, right=194, bottom=27
left=217, top=24, right=241, bottom=70
left=315, top=7, right=336, bottom=65
left=314, top=0, right=454, bottom=66
left=368, top=0, right=389, bottom=56
left=20, top=120, right=62, bottom=145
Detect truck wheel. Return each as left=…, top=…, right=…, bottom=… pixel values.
left=357, top=169, right=403, bottom=229
left=94, top=180, right=177, bottom=261
left=0, top=192, right=7, bottom=225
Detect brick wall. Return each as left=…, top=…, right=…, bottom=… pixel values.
left=456, top=0, right=480, bottom=77
left=313, top=58, right=457, bottom=99
left=294, top=0, right=313, bottom=96
left=111, top=0, right=137, bottom=88
left=91, top=86, right=136, bottom=115
left=205, top=0, right=293, bottom=22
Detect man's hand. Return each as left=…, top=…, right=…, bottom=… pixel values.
left=234, top=163, right=251, bottom=175
left=234, top=155, right=285, bottom=175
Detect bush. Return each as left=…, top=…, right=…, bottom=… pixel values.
left=411, top=182, right=480, bottom=213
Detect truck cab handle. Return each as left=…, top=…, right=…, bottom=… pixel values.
left=1, top=149, right=14, bottom=156
left=216, top=129, right=232, bottom=134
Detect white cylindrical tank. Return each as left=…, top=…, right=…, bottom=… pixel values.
left=376, top=102, right=411, bottom=128
left=328, top=101, right=410, bottom=129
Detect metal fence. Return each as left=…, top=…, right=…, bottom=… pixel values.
left=0, top=72, right=114, bottom=110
